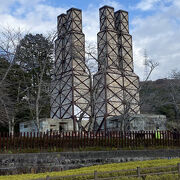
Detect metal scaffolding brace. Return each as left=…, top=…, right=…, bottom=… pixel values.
left=93, top=6, right=140, bottom=131
left=51, top=8, right=91, bottom=130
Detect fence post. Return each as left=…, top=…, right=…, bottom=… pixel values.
left=46, top=175, right=50, bottom=180
left=137, top=167, right=140, bottom=177
left=72, top=131, right=74, bottom=150
left=26, top=132, right=28, bottom=149
left=0, top=132, right=2, bottom=152
left=94, top=170, right=98, bottom=180
left=177, top=163, right=180, bottom=174
left=6, top=132, right=9, bottom=152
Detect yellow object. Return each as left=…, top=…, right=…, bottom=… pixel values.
left=155, top=130, right=161, bottom=139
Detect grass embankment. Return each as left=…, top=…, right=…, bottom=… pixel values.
left=0, top=158, right=180, bottom=180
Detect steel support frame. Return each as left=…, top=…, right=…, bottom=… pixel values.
left=94, top=6, right=140, bottom=131
left=51, top=8, right=91, bottom=130
left=115, top=10, right=140, bottom=116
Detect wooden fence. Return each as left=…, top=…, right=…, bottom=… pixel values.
left=33, top=163, right=180, bottom=180
left=0, top=131, right=180, bottom=152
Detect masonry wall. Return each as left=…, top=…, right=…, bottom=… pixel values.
left=0, top=150, right=179, bottom=175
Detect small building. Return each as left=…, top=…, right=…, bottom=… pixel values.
left=107, top=114, right=167, bottom=131
left=19, top=118, right=74, bottom=134
left=129, top=114, right=166, bottom=131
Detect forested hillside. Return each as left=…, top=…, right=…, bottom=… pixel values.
left=140, top=78, right=180, bottom=130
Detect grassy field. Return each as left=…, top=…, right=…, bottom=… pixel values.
left=0, top=158, right=180, bottom=180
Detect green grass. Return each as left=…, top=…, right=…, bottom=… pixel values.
left=0, top=158, right=180, bottom=180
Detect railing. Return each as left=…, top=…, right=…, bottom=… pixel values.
left=33, top=163, right=180, bottom=180
left=0, top=131, right=179, bottom=152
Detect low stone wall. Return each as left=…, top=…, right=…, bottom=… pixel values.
left=0, top=149, right=180, bottom=175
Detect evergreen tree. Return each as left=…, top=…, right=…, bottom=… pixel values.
left=0, top=57, right=31, bottom=132
left=14, top=34, right=53, bottom=130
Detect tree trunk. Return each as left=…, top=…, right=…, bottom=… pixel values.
left=36, top=98, right=40, bottom=132
left=8, top=119, right=11, bottom=135
left=9, top=116, right=14, bottom=135
left=12, top=116, right=14, bottom=136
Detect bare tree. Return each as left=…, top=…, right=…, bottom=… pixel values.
left=169, top=70, right=180, bottom=118
left=165, top=70, right=180, bottom=129
left=0, top=27, right=24, bottom=134
left=0, top=27, right=56, bottom=133
left=0, top=27, right=24, bottom=84
left=73, top=42, right=160, bottom=131
left=121, top=54, right=159, bottom=131
left=71, top=40, right=158, bottom=131
left=66, top=41, right=103, bottom=131
left=101, top=51, right=159, bottom=131
left=139, top=69, right=180, bottom=131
